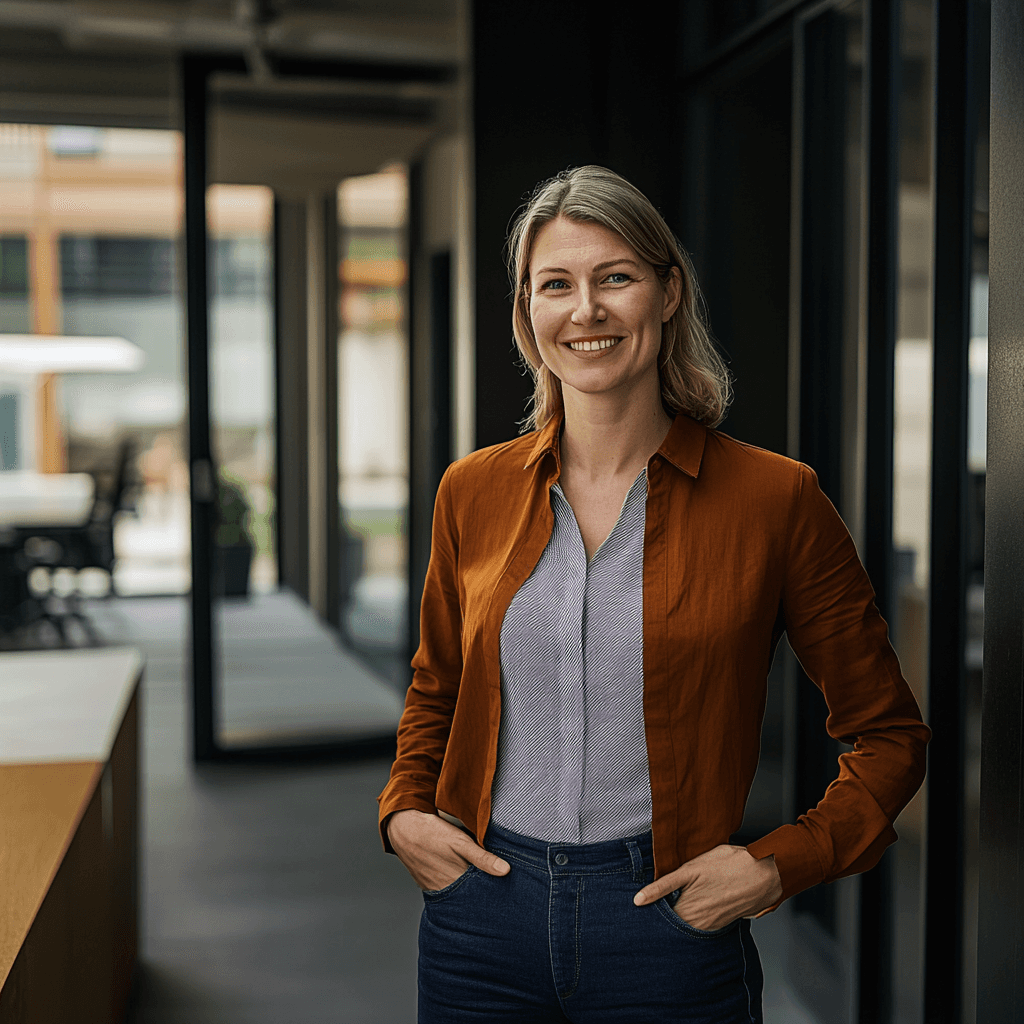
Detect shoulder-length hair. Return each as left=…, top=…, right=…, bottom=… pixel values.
left=505, top=165, right=732, bottom=432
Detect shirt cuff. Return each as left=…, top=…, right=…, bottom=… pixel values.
left=745, top=824, right=828, bottom=912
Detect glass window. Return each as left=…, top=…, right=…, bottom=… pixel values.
left=336, top=167, right=410, bottom=691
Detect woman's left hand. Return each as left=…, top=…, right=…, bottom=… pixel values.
left=633, top=845, right=782, bottom=931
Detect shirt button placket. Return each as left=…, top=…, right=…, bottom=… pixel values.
left=555, top=532, right=587, bottom=842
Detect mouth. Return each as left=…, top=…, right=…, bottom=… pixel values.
left=563, top=336, right=623, bottom=353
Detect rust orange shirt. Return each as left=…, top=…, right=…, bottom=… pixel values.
left=377, top=410, right=930, bottom=907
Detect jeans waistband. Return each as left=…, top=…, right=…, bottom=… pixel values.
left=482, top=821, right=655, bottom=880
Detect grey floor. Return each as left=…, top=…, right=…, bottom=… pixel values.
left=38, top=593, right=817, bottom=1024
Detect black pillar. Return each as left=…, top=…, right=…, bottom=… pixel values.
left=923, top=0, right=978, bottom=1019
left=978, top=0, right=1024, bottom=1018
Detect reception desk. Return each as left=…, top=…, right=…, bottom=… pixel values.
left=0, top=648, right=143, bottom=1024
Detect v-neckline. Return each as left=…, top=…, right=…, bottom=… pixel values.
left=553, top=466, right=647, bottom=566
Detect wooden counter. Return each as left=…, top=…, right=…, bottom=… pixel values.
left=0, top=648, right=143, bottom=1024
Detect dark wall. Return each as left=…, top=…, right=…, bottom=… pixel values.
left=472, top=2, right=680, bottom=449
left=681, top=45, right=793, bottom=457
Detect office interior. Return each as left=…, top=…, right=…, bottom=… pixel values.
left=0, top=0, right=1021, bottom=1021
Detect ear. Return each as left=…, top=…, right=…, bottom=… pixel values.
left=662, top=266, right=683, bottom=322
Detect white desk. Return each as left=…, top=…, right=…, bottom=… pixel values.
left=0, top=647, right=142, bottom=763
left=0, top=471, right=94, bottom=529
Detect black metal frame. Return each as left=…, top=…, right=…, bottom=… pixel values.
left=857, top=0, right=900, bottom=1019
left=183, top=54, right=233, bottom=763
left=923, top=1, right=978, bottom=1020
left=406, top=159, right=424, bottom=670
left=322, top=189, right=341, bottom=634
left=978, top=0, right=1024, bottom=1018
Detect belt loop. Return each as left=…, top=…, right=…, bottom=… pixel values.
left=626, top=840, right=644, bottom=884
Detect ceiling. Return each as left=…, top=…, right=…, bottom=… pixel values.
left=0, top=1, right=460, bottom=63
left=0, top=0, right=464, bottom=133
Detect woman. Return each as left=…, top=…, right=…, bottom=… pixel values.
left=379, top=165, right=929, bottom=1023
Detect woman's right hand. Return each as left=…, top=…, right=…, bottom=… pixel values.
left=386, top=809, right=511, bottom=891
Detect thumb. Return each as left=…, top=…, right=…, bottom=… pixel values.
left=462, top=842, right=510, bottom=877
left=634, top=864, right=695, bottom=906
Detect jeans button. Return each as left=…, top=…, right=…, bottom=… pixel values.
left=554, top=853, right=569, bottom=866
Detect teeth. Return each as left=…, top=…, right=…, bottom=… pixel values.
left=568, top=337, right=620, bottom=352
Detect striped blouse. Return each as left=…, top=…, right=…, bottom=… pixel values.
left=489, top=467, right=652, bottom=843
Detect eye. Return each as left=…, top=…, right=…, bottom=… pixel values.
left=604, top=272, right=632, bottom=284
left=539, top=279, right=568, bottom=291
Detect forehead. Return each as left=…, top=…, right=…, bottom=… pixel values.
left=529, top=216, right=638, bottom=272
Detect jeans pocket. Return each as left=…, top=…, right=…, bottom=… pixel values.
left=656, top=895, right=741, bottom=937
left=421, top=864, right=480, bottom=902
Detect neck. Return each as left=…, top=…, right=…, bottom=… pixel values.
left=558, top=383, right=674, bottom=482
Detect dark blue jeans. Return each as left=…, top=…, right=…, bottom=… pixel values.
left=418, top=823, right=764, bottom=1023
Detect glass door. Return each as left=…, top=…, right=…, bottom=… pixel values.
left=181, top=57, right=404, bottom=758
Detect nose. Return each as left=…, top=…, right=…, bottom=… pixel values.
left=570, top=285, right=606, bottom=325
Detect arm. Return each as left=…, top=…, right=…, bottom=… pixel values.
left=744, top=462, right=931, bottom=907
left=376, top=467, right=510, bottom=886
left=377, top=466, right=463, bottom=851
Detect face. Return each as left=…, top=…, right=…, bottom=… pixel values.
left=526, top=215, right=681, bottom=407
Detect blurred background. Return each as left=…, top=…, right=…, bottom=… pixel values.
left=0, top=0, right=1011, bottom=1022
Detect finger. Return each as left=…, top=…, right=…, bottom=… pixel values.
left=634, top=869, right=691, bottom=906
left=460, top=842, right=510, bottom=876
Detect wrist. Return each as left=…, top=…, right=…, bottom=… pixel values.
left=757, top=853, right=783, bottom=902
left=385, top=808, right=427, bottom=853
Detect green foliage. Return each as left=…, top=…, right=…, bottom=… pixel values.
left=216, top=471, right=253, bottom=547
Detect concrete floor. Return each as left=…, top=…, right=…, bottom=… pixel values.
left=21, top=592, right=819, bottom=1024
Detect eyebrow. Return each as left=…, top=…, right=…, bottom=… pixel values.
left=534, top=258, right=643, bottom=276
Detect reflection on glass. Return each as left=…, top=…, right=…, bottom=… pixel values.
left=890, top=0, right=935, bottom=1018
left=337, top=168, right=409, bottom=691
left=962, top=60, right=990, bottom=1016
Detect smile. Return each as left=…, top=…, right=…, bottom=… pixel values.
left=566, top=337, right=622, bottom=352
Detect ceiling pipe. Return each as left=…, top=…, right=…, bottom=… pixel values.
left=0, top=0, right=457, bottom=66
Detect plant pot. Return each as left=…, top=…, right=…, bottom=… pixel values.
left=216, top=541, right=253, bottom=598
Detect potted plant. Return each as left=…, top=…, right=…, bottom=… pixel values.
left=215, top=472, right=254, bottom=598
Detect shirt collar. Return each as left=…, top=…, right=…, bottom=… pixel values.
left=523, top=409, right=707, bottom=479
left=523, top=411, right=564, bottom=470
left=658, top=411, right=707, bottom=479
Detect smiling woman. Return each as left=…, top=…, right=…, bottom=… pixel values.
left=506, top=164, right=731, bottom=434
left=379, top=165, right=929, bottom=1024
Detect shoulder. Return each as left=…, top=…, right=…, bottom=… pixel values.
left=700, top=428, right=810, bottom=496
left=440, top=432, right=544, bottom=506
left=693, top=431, right=846, bottom=550
left=446, top=432, right=540, bottom=481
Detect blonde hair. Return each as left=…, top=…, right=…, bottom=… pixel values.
left=505, top=165, right=732, bottom=432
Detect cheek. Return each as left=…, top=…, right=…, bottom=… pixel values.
left=529, top=302, right=559, bottom=347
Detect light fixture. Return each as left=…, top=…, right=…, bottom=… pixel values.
left=0, top=335, right=145, bottom=374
